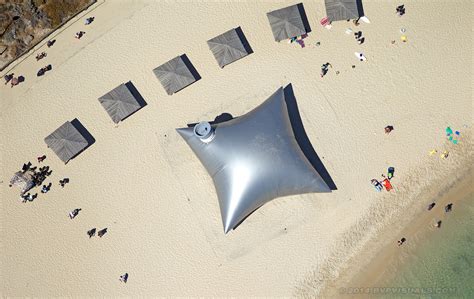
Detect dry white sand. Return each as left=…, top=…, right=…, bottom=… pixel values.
left=1, top=0, right=472, bottom=296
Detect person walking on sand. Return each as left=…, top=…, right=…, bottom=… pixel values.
left=69, top=208, right=81, bottom=219
left=87, top=228, right=96, bottom=238
left=396, top=4, right=406, bottom=16
left=320, top=62, right=332, bottom=78
left=445, top=203, right=453, bottom=212
left=97, top=228, right=108, bottom=237
left=427, top=202, right=436, bottom=210
left=397, top=237, right=406, bottom=246
left=59, top=178, right=70, bottom=187
left=41, top=182, right=52, bottom=193
left=119, top=273, right=129, bottom=283
left=47, top=39, right=56, bottom=47
left=85, top=16, right=95, bottom=25
left=385, top=126, right=394, bottom=134
left=37, top=155, right=46, bottom=163
left=4, top=73, right=14, bottom=85
left=75, top=31, right=85, bottom=39
left=433, top=220, right=442, bottom=228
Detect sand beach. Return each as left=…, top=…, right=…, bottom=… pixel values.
left=1, top=0, right=472, bottom=296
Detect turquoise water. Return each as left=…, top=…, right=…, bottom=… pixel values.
left=383, top=190, right=474, bottom=298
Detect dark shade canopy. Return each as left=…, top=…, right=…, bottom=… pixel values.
left=177, top=86, right=331, bottom=233
left=325, top=0, right=363, bottom=22
left=207, top=27, right=252, bottom=68
left=44, top=120, right=91, bottom=163
left=267, top=3, right=308, bottom=42
left=98, top=82, right=146, bottom=123
left=153, top=55, right=200, bottom=95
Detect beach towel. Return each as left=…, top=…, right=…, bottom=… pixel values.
left=371, top=180, right=383, bottom=192
left=320, top=17, right=330, bottom=26
left=382, top=179, right=393, bottom=191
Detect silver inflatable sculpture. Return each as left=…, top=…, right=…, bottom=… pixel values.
left=177, top=87, right=331, bottom=233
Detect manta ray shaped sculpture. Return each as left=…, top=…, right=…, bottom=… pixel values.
left=177, top=87, right=331, bottom=233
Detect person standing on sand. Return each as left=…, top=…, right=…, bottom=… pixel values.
left=98, top=228, right=108, bottom=237
left=385, top=126, right=394, bottom=134
left=69, top=208, right=81, bottom=219
left=397, top=237, right=406, bottom=246
left=59, top=178, right=70, bottom=187
left=75, top=31, right=86, bottom=39
left=85, top=17, right=95, bottom=25
left=4, top=73, right=14, bottom=85
left=445, top=203, right=453, bottom=212
left=320, top=63, right=332, bottom=78
left=87, top=228, right=96, bottom=238
left=119, top=273, right=129, bottom=283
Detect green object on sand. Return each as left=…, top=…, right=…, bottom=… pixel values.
left=446, top=126, right=453, bottom=135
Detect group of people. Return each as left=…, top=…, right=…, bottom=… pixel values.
left=430, top=202, right=454, bottom=228
left=396, top=4, right=406, bottom=17
left=4, top=73, right=24, bottom=88
left=5, top=16, right=95, bottom=90
left=397, top=202, right=454, bottom=247
left=87, top=227, right=108, bottom=238
left=354, top=31, right=365, bottom=44
left=16, top=156, right=72, bottom=203
left=371, top=167, right=395, bottom=192
left=75, top=16, right=94, bottom=39
left=21, top=192, right=38, bottom=203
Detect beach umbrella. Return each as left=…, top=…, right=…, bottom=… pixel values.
left=44, top=121, right=89, bottom=163
left=267, top=4, right=308, bottom=42
left=324, top=0, right=363, bottom=22
left=98, top=82, right=144, bottom=123
left=153, top=55, right=199, bottom=95
left=207, top=28, right=251, bottom=68
left=177, top=86, right=331, bottom=233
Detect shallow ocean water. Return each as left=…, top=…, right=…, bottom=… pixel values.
left=383, top=190, right=474, bottom=298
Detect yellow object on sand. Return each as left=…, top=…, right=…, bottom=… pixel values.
left=440, top=151, right=449, bottom=159
left=429, top=149, right=437, bottom=156
left=401, top=35, right=407, bottom=42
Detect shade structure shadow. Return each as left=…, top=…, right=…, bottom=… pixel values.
left=71, top=117, right=95, bottom=143
left=297, top=3, right=312, bottom=34
left=283, top=84, right=337, bottom=190
left=125, top=81, right=147, bottom=108
left=122, top=81, right=147, bottom=122
left=356, top=0, right=365, bottom=18
left=181, top=54, right=201, bottom=82
left=187, top=112, right=234, bottom=127
left=62, top=118, right=95, bottom=163
left=235, top=26, right=253, bottom=55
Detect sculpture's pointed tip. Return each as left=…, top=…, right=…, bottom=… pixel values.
left=224, top=226, right=231, bottom=234
left=223, top=217, right=234, bottom=234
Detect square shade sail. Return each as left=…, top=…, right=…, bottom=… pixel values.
left=207, top=28, right=251, bottom=68
left=44, top=120, right=90, bottom=163
left=98, top=82, right=145, bottom=123
left=153, top=55, right=199, bottom=95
